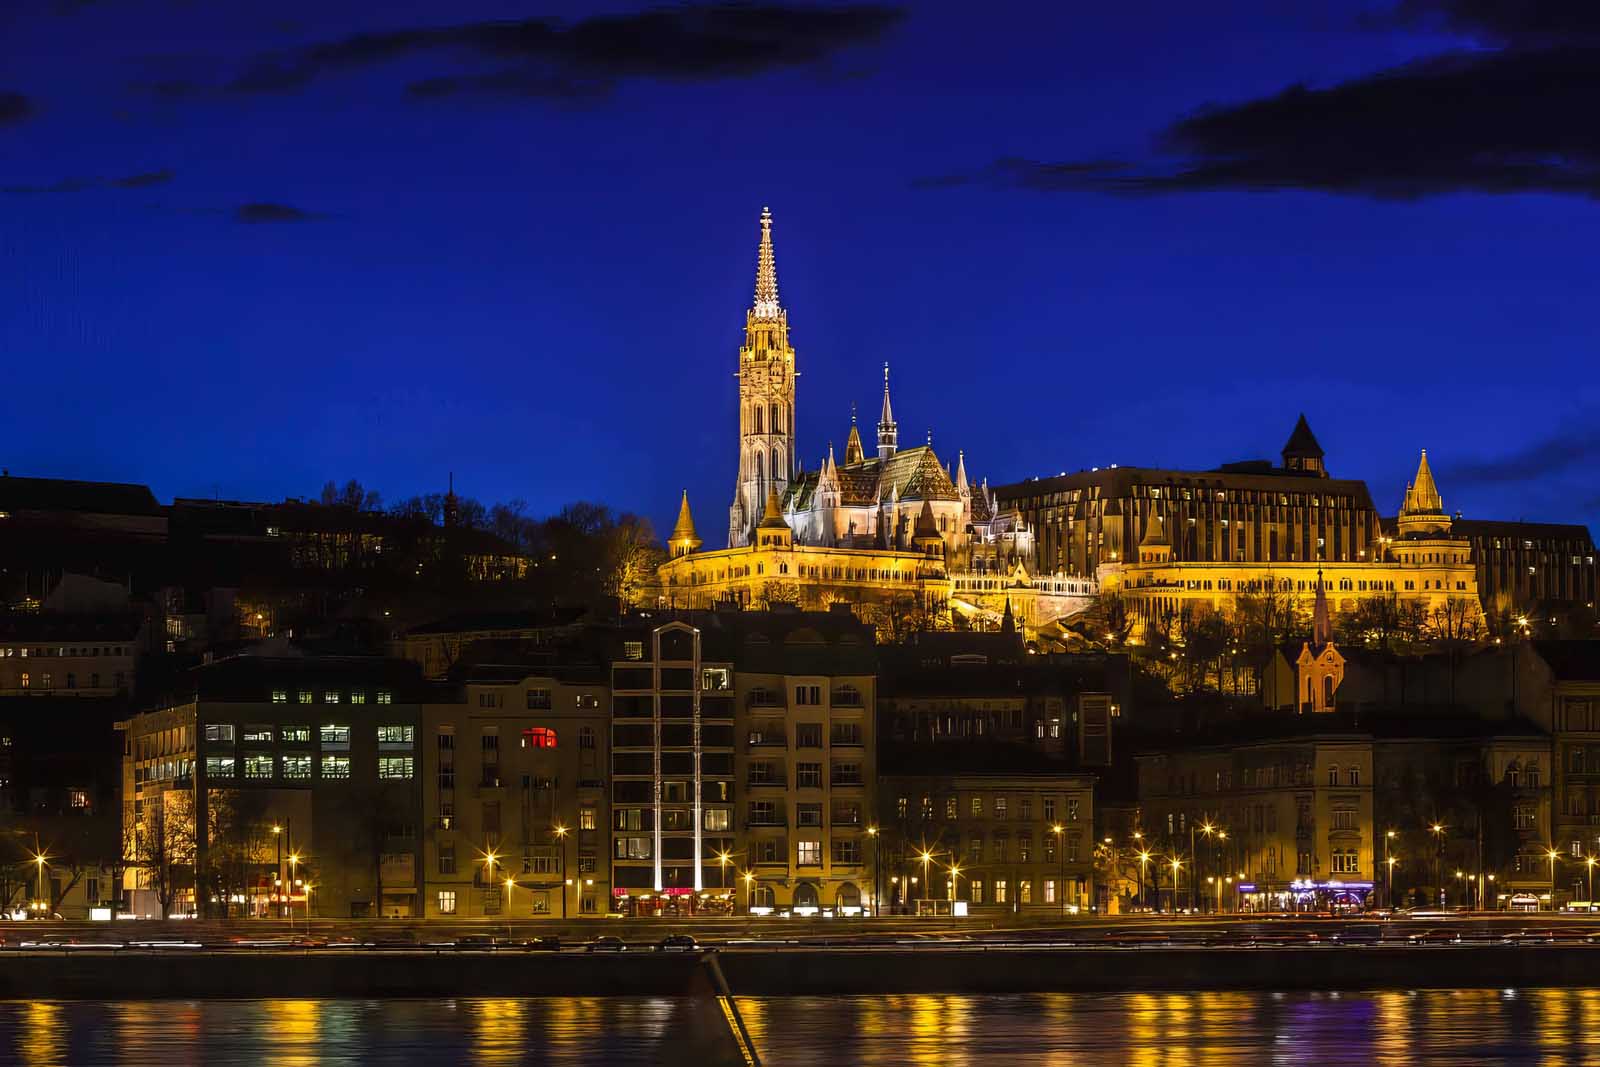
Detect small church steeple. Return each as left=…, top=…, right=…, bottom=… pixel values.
left=844, top=403, right=865, bottom=465
left=669, top=489, right=702, bottom=558
left=877, top=363, right=898, bottom=460
left=1281, top=414, right=1327, bottom=477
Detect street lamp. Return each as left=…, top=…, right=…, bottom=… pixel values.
left=1051, top=824, right=1067, bottom=917
left=1137, top=850, right=1152, bottom=911
left=1547, top=847, right=1563, bottom=911
left=1383, top=830, right=1396, bottom=908
left=947, top=862, right=962, bottom=904
left=1430, top=824, right=1446, bottom=907
left=742, top=870, right=755, bottom=915
left=1169, top=857, right=1183, bottom=914
left=272, top=825, right=284, bottom=920
left=917, top=849, right=936, bottom=912
left=1587, top=856, right=1597, bottom=905
left=33, top=851, right=47, bottom=915
left=866, top=827, right=880, bottom=917
left=552, top=827, right=569, bottom=919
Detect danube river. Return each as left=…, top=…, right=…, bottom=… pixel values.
left=3, top=989, right=1599, bottom=1064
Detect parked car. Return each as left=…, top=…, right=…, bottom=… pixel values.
left=656, top=934, right=699, bottom=952
left=586, top=936, right=627, bottom=953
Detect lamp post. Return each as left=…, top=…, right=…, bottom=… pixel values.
left=1587, top=856, right=1597, bottom=905
left=1169, top=857, right=1182, bottom=914
left=271, top=825, right=283, bottom=920
left=1430, top=823, right=1445, bottom=907
left=1383, top=830, right=1395, bottom=908
left=947, top=863, right=962, bottom=905
left=867, top=827, right=879, bottom=917
left=917, top=849, right=935, bottom=914
left=1547, top=847, right=1563, bottom=911
left=1197, top=822, right=1215, bottom=913
left=34, top=851, right=47, bottom=916
left=1051, top=825, right=1067, bottom=918
left=1137, top=850, right=1151, bottom=911
left=742, top=870, right=755, bottom=914
left=552, top=826, right=569, bottom=920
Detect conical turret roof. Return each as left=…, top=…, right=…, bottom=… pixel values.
left=1282, top=414, right=1324, bottom=459
left=752, top=207, right=780, bottom=320
left=669, top=489, right=701, bottom=550
left=757, top=485, right=790, bottom=530
left=1402, top=449, right=1444, bottom=515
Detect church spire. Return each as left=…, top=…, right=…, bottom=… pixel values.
left=877, top=362, right=898, bottom=460
left=844, top=404, right=865, bottom=466
left=670, top=489, right=702, bottom=557
left=752, top=206, right=780, bottom=320
left=1397, top=448, right=1451, bottom=537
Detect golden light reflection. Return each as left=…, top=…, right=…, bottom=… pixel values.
left=21, top=1001, right=62, bottom=1067
left=262, top=999, right=323, bottom=1067
left=470, top=998, right=528, bottom=1066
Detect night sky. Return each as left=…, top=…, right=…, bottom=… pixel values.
left=2, top=1, right=1598, bottom=542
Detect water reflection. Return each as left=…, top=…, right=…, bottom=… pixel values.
left=4, top=990, right=1600, bottom=1065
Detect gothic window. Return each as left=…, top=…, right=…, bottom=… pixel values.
left=754, top=407, right=764, bottom=434
left=770, top=403, right=780, bottom=434
left=771, top=448, right=782, bottom=480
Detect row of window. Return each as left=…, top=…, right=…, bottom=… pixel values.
left=896, top=794, right=1081, bottom=822
left=9, top=671, right=123, bottom=690
left=204, top=724, right=414, bottom=745
left=204, top=754, right=414, bottom=779
left=964, top=833, right=1081, bottom=864
left=0, top=645, right=129, bottom=658
left=269, top=689, right=394, bottom=705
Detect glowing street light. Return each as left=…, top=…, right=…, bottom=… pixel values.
left=1547, top=847, right=1564, bottom=910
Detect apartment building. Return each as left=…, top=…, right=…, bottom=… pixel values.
left=421, top=664, right=610, bottom=918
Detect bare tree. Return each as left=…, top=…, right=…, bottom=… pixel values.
left=125, top=789, right=198, bottom=919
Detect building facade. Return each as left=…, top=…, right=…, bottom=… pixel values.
left=420, top=666, right=610, bottom=919
left=120, top=656, right=425, bottom=918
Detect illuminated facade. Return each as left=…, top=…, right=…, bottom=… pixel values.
left=656, top=209, right=1096, bottom=634
left=1001, top=423, right=1482, bottom=639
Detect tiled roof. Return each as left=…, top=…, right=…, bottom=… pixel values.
left=0, top=475, right=163, bottom=516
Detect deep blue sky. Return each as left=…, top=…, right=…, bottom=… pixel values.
left=2, top=0, right=1598, bottom=541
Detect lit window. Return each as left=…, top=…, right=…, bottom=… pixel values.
left=580, top=806, right=598, bottom=830
left=324, top=692, right=341, bottom=704
left=797, top=840, right=822, bottom=866
left=526, top=689, right=552, bottom=710
left=243, top=727, right=273, bottom=743
left=205, top=756, right=236, bottom=778
left=521, top=727, right=558, bottom=749
left=377, top=725, right=415, bottom=744
left=204, top=724, right=236, bottom=743
left=376, top=690, right=393, bottom=705
left=282, top=755, right=312, bottom=779
left=624, top=641, right=643, bottom=661
left=321, top=755, right=351, bottom=779
left=282, top=726, right=311, bottom=743
left=297, top=691, right=313, bottom=705
left=320, top=724, right=350, bottom=745
left=437, top=890, right=457, bottom=915
left=244, top=754, right=273, bottom=779
left=271, top=690, right=287, bottom=704
left=378, top=756, right=414, bottom=779
left=350, top=691, right=367, bottom=705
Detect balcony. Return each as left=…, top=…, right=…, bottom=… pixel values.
left=829, top=691, right=864, bottom=708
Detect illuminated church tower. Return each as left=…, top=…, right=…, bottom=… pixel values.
left=729, top=208, right=797, bottom=548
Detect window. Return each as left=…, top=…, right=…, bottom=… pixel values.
left=994, top=879, right=1008, bottom=904
left=242, top=727, right=273, bottom=743
left=526, top=689, right=552, bottom=710
left=616, top=836, right=652, bottom=859
left=379, top=756, right=415, bottom=779
left=1018, top=837, right=1032, bottom=862
left=972, top=880, right=984, bottom=904
left=832, top=839, right=861, bottom=865
left=701, top=667, right=731, bottom=691
left=298, top=691, right=313, bottom=704
left=437, top=891, right=457, bottom=915
left=1044, top=879, right=1056, bottom=904
left=623, top=641, right=643, bottom=661
left=703, top=808, right=729, bottom=831
left=271, top=690, right=287, bottom=704
left=945, top=796, right=958, bottom=820
left=1347, top=768, right=1360, bottom=787
left=244, top=754, right=273, bottom=779
left=796, top=763, right=822, bottom=789
left=1043, top=797, right=1056, bottom=822
left=321, top=755, right=351, bottom=779
left=995, top=796, right=1009, bottom=820
left=971, top=796, right=983, bottom=817
left=796, top=723, right=822, bottom=748
left=795, top=685, right=821, bottom=706
left=522, top=727, right=558, bottom=749
left=320, top=724, right=350, bottom=746
left=575, top=694, right=599, bottom=709
left=797, top=840, right=822, bottom=866
left=1331, top=849, right=1359, bottom=874
left=205, top=756, right=235, bottom=778
left=1020, top=880, right=1032, bottom=904
left=324, top=692, right=341, bottom=704
left=350, top=691, right=367, bottom=704
left=377, top=725, right=415, bottom=744
left=377, top=690, right=393, bottom=705
left=897, top=796, right=908, bottom=819
left=1514, top=805, right=1536, bottom=830
left=204, top=724, right=235, bottom=743
left=797, top=804, right=823, bottom=827
left=1328, top=765, right=1339, bottom=786
left=68, top=790, right=88, bottom=810
left=1332, top=809, right=1356, bottom=830
left=282, top=726, right=311, bottom=743
left=749, top=800, right=779, bottom=825
left=1020, top=797, right=1033, bottom=821
left=579, top=727, right=596, bottom=750
left=1067, top=798, right=1079, bottom=822
left=282, top=754, right=312, bottom=779
left=439, top=841, right=456, bottom=874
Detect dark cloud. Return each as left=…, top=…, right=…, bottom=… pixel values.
left=922, top=3, right=1600, bottom=200
left=235, top=202, right=318, bottom=224
left=1, top=168, right=173, bottom=195
left=1449, top=423, right=1600, bottom=486
left=0, top=92, right=33, bottom=126
left=223, top=3, right=904, bottom=98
